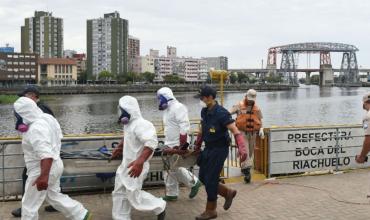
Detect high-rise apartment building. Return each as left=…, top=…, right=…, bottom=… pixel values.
left=204, top=56, right=228, bottom=70
left=21, top=11, right=63, bottom=58
left=87, top=11, right=128, bottom=79
left=128, top=35, right=140, bottom=73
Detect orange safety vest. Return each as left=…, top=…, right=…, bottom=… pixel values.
left=235, top=101, right=262, bottom=132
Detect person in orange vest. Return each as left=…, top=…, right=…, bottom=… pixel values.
left=229, top=89, right=264, bottom=183
left=356, top=92, right=370, bottom=164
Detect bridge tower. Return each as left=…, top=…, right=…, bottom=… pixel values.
left=267, top=48, right=277, bottom=76
left=319, top=52, right=334, bottom=86
left=339, top=52, right=359, bottom=84
left=280, top=50, right=298, bottom=85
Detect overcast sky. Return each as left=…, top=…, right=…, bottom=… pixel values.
left=0, top=0, right=369, bottom=68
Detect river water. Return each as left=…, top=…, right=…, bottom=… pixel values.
left=1, top=84, right=369, bottom=137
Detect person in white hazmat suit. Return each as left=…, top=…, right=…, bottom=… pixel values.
left=13, top=97, right=91, bottom=220
left=156, top=87, right=202, bottom=201
left=111, top=95, right=166, bottom=220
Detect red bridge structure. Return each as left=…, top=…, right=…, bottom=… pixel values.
left=266, top=42, right=360, bottom=86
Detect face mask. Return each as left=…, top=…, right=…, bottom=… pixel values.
left=14, top=111, right=29, bottom=132
left=199, top=100, right=207, bottom=108
left=158, top=95, right=169, bottom=111
left=118, top=107, right=131, bottom=125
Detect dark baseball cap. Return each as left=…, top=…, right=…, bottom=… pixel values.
left=18, top=85, right=40, bottom=97
left=199, top=86, right=216, bottom=98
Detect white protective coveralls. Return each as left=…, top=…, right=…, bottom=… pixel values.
left=112, top=96, right=166, bottom=220
left=13, top=97, right=88, bottom=220
left=157, top=87, right=199, bottom=197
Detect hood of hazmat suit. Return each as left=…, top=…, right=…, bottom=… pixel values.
left=117, top=95, right=158, bottom=191
left=157, top=87, right=190, bottom=147
left=13, top=97, right=63, bottom=176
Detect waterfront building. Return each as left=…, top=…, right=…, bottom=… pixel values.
left=87, top=11, right=128, bottom=79
left=21, top=11, right=63, bottom=58
left=204, top=56, right=228, bottom=70
left=38, top=58, right=77, bottom=86
left=167, top=46, right=177, bottom=58
left=140, top=55, right=155, bottom=73
left=152, top=46, right=208, bottom=82
left=128, top=36, right=140, bottom=73
left=154, top=56, right=172, bottom=80
left=0, top=52, right=38, bottom=86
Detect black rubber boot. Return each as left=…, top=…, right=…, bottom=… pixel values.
left=242, top=168, right=251, bottom=184
left=11, top=207, right=21, bottom=217
left=44, top=205, right=58, bottom=212
left=158, top=210, right=166, bottom=220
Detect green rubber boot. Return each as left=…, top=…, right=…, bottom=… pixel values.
left=189, top=181, right=202, bottom=199
left=162, top=195, right=178, bottom=201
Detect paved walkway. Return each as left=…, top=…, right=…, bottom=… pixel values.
left=2, top=169, right=370, bottom=220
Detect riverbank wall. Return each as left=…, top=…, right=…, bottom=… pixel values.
left=0, top=84, right=293, bottom=95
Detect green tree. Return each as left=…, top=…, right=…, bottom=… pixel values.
left=78, top=70, right=88, bottom=84
left=163, top=75, right=185, bottom=83
left=142, top=72, right=155, bottom=83
left=237, top=73, right=249, bottom=83
left=310, top=75, right=320, bottom=85
left=116, top=72, right=143, bottom=84
left=265, top=75, right=283, bottom=83
left=229, top=73, right=238, bottom=84
left=98, top=70, right=114, bottom=81
left=298, top=78, right=306, bottom=84
left=248, top=77, right=257, bottom=84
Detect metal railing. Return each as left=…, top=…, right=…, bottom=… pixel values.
left=0, top=135, right=124, bottom=201
left=0, top=119, right=243, bottom=201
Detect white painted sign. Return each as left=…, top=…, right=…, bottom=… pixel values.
left=269, top=125, right=370, bottom=175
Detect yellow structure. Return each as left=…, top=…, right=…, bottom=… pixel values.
left=209, top=69, right=228, bottom=106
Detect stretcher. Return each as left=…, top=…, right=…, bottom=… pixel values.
left=61, top=146, right=198, bottom=175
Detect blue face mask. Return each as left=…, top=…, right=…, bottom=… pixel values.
left=118, top=107, right=131, bottom=125
left=14, top=111, right=29, bottom=132
left=158, top=95, right=171, bottom=111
